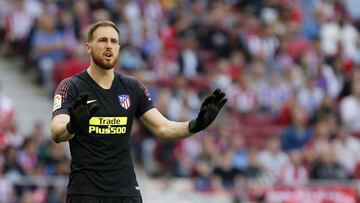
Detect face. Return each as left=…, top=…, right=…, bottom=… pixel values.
left=289, top=150, right=302, bottom=166
left=268, top=138, right=280, bottom=152
left=86, top=26, right=120, bottom=70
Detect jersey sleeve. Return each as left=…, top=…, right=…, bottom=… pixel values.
left=134, top=80, right=154, bottom=118
left=52, top=78, right=77, bottom=118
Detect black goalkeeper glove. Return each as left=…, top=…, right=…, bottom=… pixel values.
left=66, top=93, right=100, bottom=134
left=189, top=89, right=227, bottom=133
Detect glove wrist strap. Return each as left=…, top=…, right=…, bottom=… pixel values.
left=188, top=119, right=200, bottom=133
left=66, top=122, right=76, bottom=135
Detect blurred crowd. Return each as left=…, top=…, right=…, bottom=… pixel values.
left=2, top=0, right=360, bottom=202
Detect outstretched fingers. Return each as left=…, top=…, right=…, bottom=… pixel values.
left=201, top=95, right=216, bottom=109
left=212, top=89, right=221, bottom=95
left=217, top=98, right=228, bottom=109
left=198, top=108, right=207, bottom=120
left=89, top=103, right=100, bottom=116
left=202, top=89, right=227, bottom=109
left=202, top=89, right=223, bottom=107
left=73, top=93, right=89, bottom=109
left=213, top=89, right=226, bottom=104
left=79, top=93, right=89, bottom=105
left=210, top=89, right=227, bottom=109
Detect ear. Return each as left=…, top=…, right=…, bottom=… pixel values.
left=85, top=43, right=91, bottom=54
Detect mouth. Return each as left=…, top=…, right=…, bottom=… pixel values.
left=103, top=52, right=113, bottom=60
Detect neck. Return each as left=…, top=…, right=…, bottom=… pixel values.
left=87, top=65, right=114, bottom=89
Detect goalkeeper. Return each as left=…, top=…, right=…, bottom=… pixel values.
left=51, top=20, right=227, bottom=203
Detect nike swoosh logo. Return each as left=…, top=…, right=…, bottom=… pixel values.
left=87, top=100, right=97, bottom=104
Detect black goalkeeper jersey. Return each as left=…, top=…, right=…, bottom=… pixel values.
left=52, top=70, right=154, bottom=197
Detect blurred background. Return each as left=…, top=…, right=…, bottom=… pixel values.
left=1, top=0, right=360, bottom=202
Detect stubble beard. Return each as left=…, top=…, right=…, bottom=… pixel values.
left=92, top=52, right=119, bottom=70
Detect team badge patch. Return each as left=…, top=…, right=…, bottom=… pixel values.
left=118, top=95, right=131, bottom=109
left=53, top=94, right=62, bottom=112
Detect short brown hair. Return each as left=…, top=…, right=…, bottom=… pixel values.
left=87, top=20, right=119, bottom=42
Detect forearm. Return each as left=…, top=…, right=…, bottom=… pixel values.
left=51, top=115, right=74, bottom=143
left=155, top=120, right=194, bottom=141
left=51, top=122, right=74, bottom=143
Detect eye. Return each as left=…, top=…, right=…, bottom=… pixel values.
left=111, top=39, right=118, bottom=44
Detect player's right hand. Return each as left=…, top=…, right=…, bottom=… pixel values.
left=66, top=93, right=100, bottom=134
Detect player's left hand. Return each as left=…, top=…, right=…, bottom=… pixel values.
left=189, top=89, right=227, bottom=133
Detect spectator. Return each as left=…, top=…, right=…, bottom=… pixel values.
left=242, top=148, right=270, bottom=202
left=340, top=78, right=360, bottom=133
left=3, top=0, right=39, bottom=59
left=193, top=157, right=213, bottom=191
left=119, top=31, right=144, bottom=71
left=0, top=165, right=15, bottom=203
left=52, top=46, right=89, bottom=88
left=30, top=13, right=67, bottom=94
left=257, top=72, right=291, bottom=114
left=231, top=136, right=248, bottom=171
left=0, top=1, right=11, bottom=41
left=46, top=185, right=66, bottom=203
left=177, top=32, right=204, bottom=80
left=300, top=0, right=322, bottom=40
left=204, top=12, right=232, bottom=58
left=279, top=149, right=309, bottom=185
left=227, top=50, right=245, bottom=82
left=273, top=38, right=295, bottom=71
left=249, top=61, right=267, bottom=96
left=173, top=136, right=202, bottom=177
left=246, top=23, right=279, bottom=62
left=210, top=59, right=232, bottom=90
left=310, top=145, right=348, bottom=180
left=0, top=82, right=17, bottom=151
left=3, top=146, right=24, bottom=179
left=282, top=22, right=310, bottom=61
left=212, top=149, right=241, bottom=189
left=17, top=138, right=38, bottom=175
left=281, top=105, right=313, bottom=152
left=58, top=10, right=78, bottom=55
left=320, top=13, right=358, bottom=59
left=166, top=76, right=201, bottom=121
left=44, top=143, right=68, bottom=175
left=258, top=137, right=289, bottom=181
left=315, top=59, right=341, bottom=99
left=152, top=47, right=179, bottom=83
left=28, top=121, right=52, bottom=162
left=198, top=135, right=218, bottom=168
left=344, top=0, right=360, bottom=27
left=73, top=0, right=92, bottom=40
left=228, top=75, right=258, bottom=114
left=333, top=126, right=360, bottom=175
left=242, top=149, right=266, bottom=180
left=297, top=76, right=325, bottom=117
left=305, top=118, right=334, bottom=158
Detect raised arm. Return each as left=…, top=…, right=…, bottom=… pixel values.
left=139, top=108, right=192, bottom=140
left=139, top=89, right=227, bottom=140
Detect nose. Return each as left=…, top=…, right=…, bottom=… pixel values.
left=105, top=41, right=113, bottom=49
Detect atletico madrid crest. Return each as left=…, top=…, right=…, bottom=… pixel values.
left=118, top=95, right=131, bottom=109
